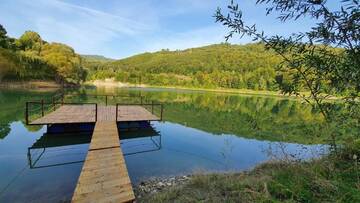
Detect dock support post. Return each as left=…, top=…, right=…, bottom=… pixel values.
left=41, top=99, right=44, bottom=117
left=105, top=95, right=108, bottom=106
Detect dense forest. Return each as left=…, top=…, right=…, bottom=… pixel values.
left=0, top=24, right=343, bottom=93
left=88, top=43, right=283, bottom=91
left=0, top=24, right=86, bottom=85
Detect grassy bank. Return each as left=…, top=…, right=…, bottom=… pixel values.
left=138, top=144, right=360, bottom=202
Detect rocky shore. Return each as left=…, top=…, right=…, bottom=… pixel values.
left=134, top=175, right=192, bottom=198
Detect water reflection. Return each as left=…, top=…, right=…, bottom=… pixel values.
left=119, top=123, right=162, bottom=156
left=26, top=122, right=162, bottom=170
left=27, top=132, right=92, bottom=169
left=123, top=121, right=327, bottom=183
left=0, top=87, right=347, bottom=202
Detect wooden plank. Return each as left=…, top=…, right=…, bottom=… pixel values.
left=117, top=106, right=159, bottom=122
left=72, top=122, right=135, bottom=203
left=89, top=121, right=120, bottom=150
left=31, top=105, right=159, bottom=124
left=29, top=103, right=161, bottom=202
left=31, top=105, right=96, bottom=124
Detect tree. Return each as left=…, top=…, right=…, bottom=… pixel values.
left=41, top=43, right=86, bottom=84
left=0, top=24, right=13, bottom=49
left=16, top=31, right=43, bottom=54
left=215, top=0, right=360, bottom=149
left=0, top=50, right=13, bottom=81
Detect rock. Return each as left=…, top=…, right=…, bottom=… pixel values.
left=156, top=181, right=165, bottom=189
left=134, top=174, right=192, bottom=198
left=144, top=187, right=150, bottom=193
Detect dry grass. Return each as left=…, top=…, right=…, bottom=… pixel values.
left=137, top=151, right=360, bottom=203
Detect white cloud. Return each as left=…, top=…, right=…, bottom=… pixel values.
left=142, top=25, right=251, bottom=53
left=0, top=0, right=257, bottom=58
left=0, top=0, right=157, bottom=56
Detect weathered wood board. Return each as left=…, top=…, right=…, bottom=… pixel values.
left=72, top=121, right=134, bottom=203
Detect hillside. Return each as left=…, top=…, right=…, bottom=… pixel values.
left=0, top=24, right=86, bottom=85
left=89, top=43, right=283, bottom=91
left=81, top=55, right=114, bottom=62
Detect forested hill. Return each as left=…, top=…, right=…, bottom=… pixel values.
left=81, top=55, right=114, bottom=62
left=1, top=21, right=285, bottom=91
left=88, top=43, right=283, bottom=90
left=0, top=24, right=86, bottom=85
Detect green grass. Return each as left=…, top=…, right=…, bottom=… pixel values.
left=138, top=144, right=360, bottom=203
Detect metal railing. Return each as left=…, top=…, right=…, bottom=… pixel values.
left=115, top=102, right=164, bottom=122
left=25, top=101, right=98, bottom=125
left=64, top=93, right=144, bottom=106
left=25, top=92, right=162, bottom=124
left=25, top=93, right=64, bottom=125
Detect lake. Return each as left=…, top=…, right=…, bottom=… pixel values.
left=0, top=87, right=336, bottom=202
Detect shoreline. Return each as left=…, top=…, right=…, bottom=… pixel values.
left=134, top=175, right=192, bottom=199
left=0, top=80, right=61, bottom=91
left=134, top=153, right=358, bottom=202
left=88, top=80, right=342, bottom=101
left=87, top=80, right=293, bottom=98
left=0, top=80, right=341, bottom=101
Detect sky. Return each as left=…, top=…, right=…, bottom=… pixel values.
left=0, top=0, right=320, bottom=59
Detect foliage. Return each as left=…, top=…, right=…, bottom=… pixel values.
left=0, top=89, right=55, bottom=139
left=15, top=31, right=42, bottom=54
left=0, top=24, right=15, bottom=50
left=0, top=25, right=87, bottom=84
left=88, top=43, right=283, bottom=90
left=215, top=0, right=360, bottom=149
left=41, top=43, right=86, bottom=83
left=139, top=147, right=360, bottom=202
left=145, top=90, right=357, bottom=144
left=81, top=55, right=114, bottom=62
left=65, top=87, right=357, bottom=144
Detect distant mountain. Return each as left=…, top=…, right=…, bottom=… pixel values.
left=81, top=55, right=115, bottom=62
left=88, top=43, right=283, bottom=91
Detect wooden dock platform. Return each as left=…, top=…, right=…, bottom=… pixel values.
left=25, top=100, right=164, bottom=203
left=30, top=105, right=160, bottom=125
left=72, top=121, right=135, bottom=203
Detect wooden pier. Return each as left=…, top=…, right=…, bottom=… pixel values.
left=29, top=105, right=161, bottom=125
left=25, top=97, right=163, bottom=203
left=72, top=121, right=134, bottom=203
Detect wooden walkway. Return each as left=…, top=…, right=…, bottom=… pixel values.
left=72, top=121, right=135, bottom=203
left=32, top=105, right=96, bottom=124
left=31, top=105, right=159, bottom=125
left=27, top=103, right=162, bottom=202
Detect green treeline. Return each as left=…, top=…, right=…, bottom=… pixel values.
left=88, top=43, right=283, bottom=91
left=64, top=87, right=357, bottom=144
left=0, top=24, right=343, bottom=92
left=0, top=25, right=86, bottom=84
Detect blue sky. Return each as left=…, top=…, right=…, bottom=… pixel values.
left=1, top=0, right=319, bottom=59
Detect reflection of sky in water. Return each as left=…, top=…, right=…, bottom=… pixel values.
left=0, top=121, right=327, bottom=202
left=123, top=121, right=327, bottom=183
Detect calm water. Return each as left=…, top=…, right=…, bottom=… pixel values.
left=0, top=87, right=338, bottom=202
